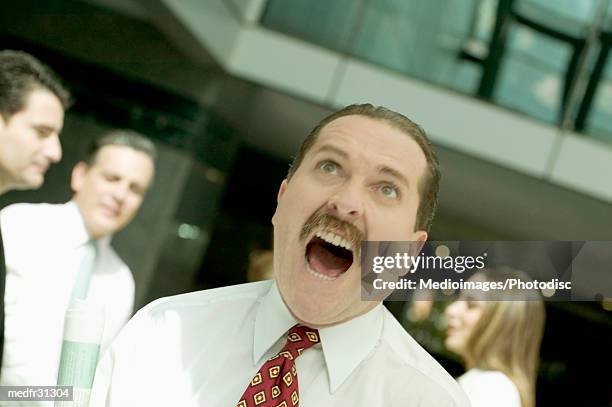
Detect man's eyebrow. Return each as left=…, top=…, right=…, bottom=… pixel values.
left=312, top=144, right=349, bottom=159
left=378, top=165, right=410, bottom=189
left=31, top=124, right=58, bottom=133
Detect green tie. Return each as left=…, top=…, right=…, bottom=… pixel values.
left=71, top=240, right=98, bottom=301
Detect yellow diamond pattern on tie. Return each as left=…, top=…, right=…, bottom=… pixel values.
left=269, top=366, right=280, bottom=378
left=252, top=372, right=263, bottom=386
left=282, top=372, right=293, bottom=387
left=291, top=390, right=298, bottom=406
left=236, top=325, right=320, bottom=407
left=254, top=390, right=266, bottom=405
left=279, top=351, right=293, bottom=360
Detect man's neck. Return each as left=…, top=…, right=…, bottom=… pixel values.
left=71, top=200, right=108, bottom=241
left=0, top=174, right=12, bottom=196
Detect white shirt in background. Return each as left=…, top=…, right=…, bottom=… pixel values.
left=90, top=280, right=470, bottom=407
left=0, top=202, right=134, bottom=406
left=458, top=368, right=522, bottom=407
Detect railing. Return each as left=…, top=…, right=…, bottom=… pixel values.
left=261, top=0, right=612, bottom=145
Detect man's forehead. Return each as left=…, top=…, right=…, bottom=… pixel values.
left=91, top=145, right=154, bottom=175
left=23, top=88, right=62, bottom=108
left=19, top=89, right=64, bottom=125
left=315, top=115, right=416, bottom=147
left=313, top=116, right=427, bottom=168
left=94, top=145, right=144, bottom=162
left=88, top=148, right=154, bottom=189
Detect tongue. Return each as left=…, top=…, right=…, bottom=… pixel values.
left=308, top=243, right=351, bottom=277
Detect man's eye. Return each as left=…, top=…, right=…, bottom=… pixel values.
left=35, top=128, right=50, bottom=138
left=320, top=161, right=338, bottom=174
left=380, top=184, right=399, bottom=199
left=131, top=184, right=145, bottom=195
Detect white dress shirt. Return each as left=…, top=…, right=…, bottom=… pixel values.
left=90, top=280, right=470, bottom=407
left=0, top=202, right=134, bottom=404
left=458, top=368, right=521, bottom=407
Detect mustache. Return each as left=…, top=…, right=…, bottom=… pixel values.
left=300, top=212, right=364, bottom=254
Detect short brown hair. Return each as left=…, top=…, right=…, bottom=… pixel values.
left=0, top=50, right=71, bottom=120
left=85, top=129, right=157, bottom=166
left=287, top=104, right=440, bottom=232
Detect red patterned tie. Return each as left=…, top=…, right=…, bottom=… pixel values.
left=236, top=325, right=320, bottom=407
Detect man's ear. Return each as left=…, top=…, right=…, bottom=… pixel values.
left=70, top=162, right=88, bottom=193
left=412, top=230, right=428, bottom=256
left=272, top=179, right=288, bottom=226
left=414, top=230, right=428, bottom=243
left=277, top=179, right=288, bottom=203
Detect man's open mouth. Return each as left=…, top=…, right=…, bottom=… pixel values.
left=305, top=230, right=354, bottom=281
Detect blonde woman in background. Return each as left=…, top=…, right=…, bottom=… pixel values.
left=445, top=268, right=546, bottom=407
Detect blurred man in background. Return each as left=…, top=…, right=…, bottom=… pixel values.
left=0, top=50, right=68, bottom=194
left=0, top=130, right=155, bottom=401
left=0, top=50, right=70, bottom=376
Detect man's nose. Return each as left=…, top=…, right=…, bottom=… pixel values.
left=111, top=183, right=130, bottom=203
left=326, top=181, right=365, bottom=221
left=44, top=134, right=62, bottom=163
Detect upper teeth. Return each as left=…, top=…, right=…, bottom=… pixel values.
left=315, top=230, right=352, bottom=250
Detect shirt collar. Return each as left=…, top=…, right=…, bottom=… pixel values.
left=63, top=201, right=111, bottom=249
left=253, top=281, right=384, bottom=393
left=253, top=282, right=298, bottom=365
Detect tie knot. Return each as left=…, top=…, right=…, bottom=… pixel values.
left=279, top=325, right=320, bottom=360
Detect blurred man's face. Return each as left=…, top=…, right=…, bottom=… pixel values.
left=272, top=115, right=429, bottom=327
left=0, top=89, right=64, bottom=192
left=71, top=145, right=154, bottom=239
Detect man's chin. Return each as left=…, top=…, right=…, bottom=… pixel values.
left=292, top=313, right=332, bottom=329
left=87, top=217, right=121, bottom=239
left=13, top=175, right=44, bottom=190
left=287, top=298, right=345, bottom=328
left=292, top=296, right=379, bottom=328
